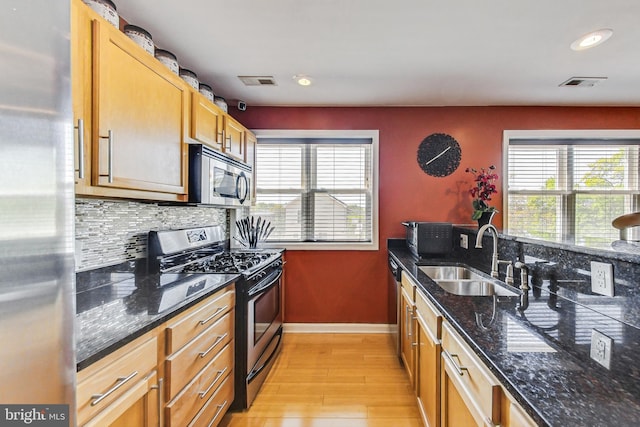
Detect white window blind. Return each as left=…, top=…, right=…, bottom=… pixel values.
left=506, top=138, right=640, bottom=248
left=250, top=135, right=376, bottom=247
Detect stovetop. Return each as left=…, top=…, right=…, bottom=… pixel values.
left=177, top=250, right=280, bottom=275
left=148, top=226, right=281, bottom=277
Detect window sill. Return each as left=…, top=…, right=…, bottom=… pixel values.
left=234, top=241, right=379, bottom=251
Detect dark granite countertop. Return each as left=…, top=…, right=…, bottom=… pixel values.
left=75, top=260, right=238, bottom=371
left=389, top=244, right=640, bottom=427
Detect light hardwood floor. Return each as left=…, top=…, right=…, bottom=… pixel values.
left=219, top=333, right=423, bottom=427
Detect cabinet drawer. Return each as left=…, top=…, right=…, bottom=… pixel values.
left=441, top=322, right=501, bottom=426
left=508, top=399, right=537, bottom=427
left=188, top=374, right=234, bottom=427
left=415, top=288, right=442, bottom=340
left=166, top=311, right=233, bottom=398
left=401, top=270, right=416, bottom=301
left=82, top=370, right=159, bottom=427
left=166, top=287, right=234, bottom=354
left=166, top=342, right=233, bottom=427
left=77, top=336, right=158, bottom=424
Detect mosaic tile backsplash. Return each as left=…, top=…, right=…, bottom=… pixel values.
left=75, top=198, right=227, bottom=271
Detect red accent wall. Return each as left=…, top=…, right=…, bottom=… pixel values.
left=231, top=106, right=640, bottom=324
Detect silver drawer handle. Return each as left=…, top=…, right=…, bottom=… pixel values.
left=98, top=130, right=114, bottom=183
left=199, top=306, right=228, bottom=326
left=206, top=400, right=228, bottom=427
left=198, top=367, right=228, bottom=399
left=150, top=377, right=163, bottom=427
left=75, top=119, right=85, bottom=179
left=199, top=333, right=228, bottom=359
left=443, top=350, right=468, bottom=376
left=90, top=371, right=138, bottom=406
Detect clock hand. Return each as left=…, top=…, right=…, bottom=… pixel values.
left=424, top=146, right=451, bottom=166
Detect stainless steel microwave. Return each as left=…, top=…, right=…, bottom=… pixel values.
left=188, top=144, right=251, bottom=207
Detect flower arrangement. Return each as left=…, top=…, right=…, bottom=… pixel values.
left=466, top=165, right=499, bottom=220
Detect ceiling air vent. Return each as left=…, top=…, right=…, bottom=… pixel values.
left=238, top=76, right=277, bottom=86
left=559, top=77, right=607, bottom=87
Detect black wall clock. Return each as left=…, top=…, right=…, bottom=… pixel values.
left=417, top=133, right=462, bottom=177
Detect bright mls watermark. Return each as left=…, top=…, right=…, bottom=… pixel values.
left=0, top=405, right=68, bottom=426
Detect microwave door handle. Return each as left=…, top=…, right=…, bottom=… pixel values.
left=237, top=171, right=249, bottom=204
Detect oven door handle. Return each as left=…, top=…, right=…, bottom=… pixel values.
left=247, top=330, right=283, bottom=383
left=248, top=268, right=283, bottom=297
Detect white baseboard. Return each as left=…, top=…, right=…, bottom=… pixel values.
left=283, top=323, right=395, bottom=334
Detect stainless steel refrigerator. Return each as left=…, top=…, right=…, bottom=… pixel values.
left=0, top=0, right=76, bottom=420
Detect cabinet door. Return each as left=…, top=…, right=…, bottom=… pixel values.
left=93, top=19, right=188, bottom=196
left=440, top=322, right=501, bottom=427
left=191, top=92, right=224, bottom=151
left=223, top=116, right=245, bottom=161
left=71, top=0, right=92, bottom=193
left=400, top=288, right=416, bottom=386
left=440, top=362, right=479, bottom=427
left=416, top=313, right=441, bottom=427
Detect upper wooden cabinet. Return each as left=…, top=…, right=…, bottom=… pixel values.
left=71, top=0, right=92, bottom=193
left=223, top=115, right=245, bottom=161
left=72, top=0, right=188, bottom=201
left=191, top=92, right=225, bottom=151
left=72, top=0, right=257, bottom=202
left=93, top=18, right=188, bottom=196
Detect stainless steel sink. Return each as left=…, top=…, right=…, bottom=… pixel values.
left=419, top=266, right=483, bottom=281
left=419, top=265, right=519, bottom=297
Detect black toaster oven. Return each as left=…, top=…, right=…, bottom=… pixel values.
left=402, top=221, right=453, bottom=258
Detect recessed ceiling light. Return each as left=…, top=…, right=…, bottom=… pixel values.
left=570, top=29, right=613, bottom=51
left=293, top=74, right=312, bottom=86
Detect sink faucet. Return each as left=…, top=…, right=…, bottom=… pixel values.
left=475, top=224, right=501, bottom=278
left=514, top=261, right=530, bottom=311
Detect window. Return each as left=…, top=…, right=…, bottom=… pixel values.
left=504, top=130, right=640, bottom=249
left=250, top=130, right=379, bottom=250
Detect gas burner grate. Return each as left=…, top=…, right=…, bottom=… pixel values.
left=177, top=251, right=278, bottom=274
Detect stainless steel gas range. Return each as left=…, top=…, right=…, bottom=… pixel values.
left=148, top=225, right=284, bottom=410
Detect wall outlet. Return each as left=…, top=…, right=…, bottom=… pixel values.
left=590, top=261, right=614, bottom=296
left=460, top=234, right=468, bottom=249
left=590, top=329, right=613, bottom=369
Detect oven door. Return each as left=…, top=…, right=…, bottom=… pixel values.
left=247, top=268, right=283, bottom=371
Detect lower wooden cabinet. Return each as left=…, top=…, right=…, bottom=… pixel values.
left=415, top=288, right=442, bottom=427
left=84, top=371, right=161, bottom=427
left=501, top=391, right=538, bottom=427
left=165, top=343, right=233, bottom=426
left=77, top=284, right=236, bottom=427
left=399, top=278, right=537, bottom=427
left=440, top=322, right=501, bottom=427
left=77, top=335, right=161, bottom=427
left=188, top=374, right=234, bottom=427
left=400, top=272, right=417, bottom=386
left=164, top=285, right=235, bottom=427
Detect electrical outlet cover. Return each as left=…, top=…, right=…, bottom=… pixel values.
left=590, top=329, right=613, bottom=369
left=590, top=261, right=614, bottom=297
left=460, top=234, right=468, bottom=249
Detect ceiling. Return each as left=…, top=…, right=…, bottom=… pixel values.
left=115, top=0, right=640, bottom=107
